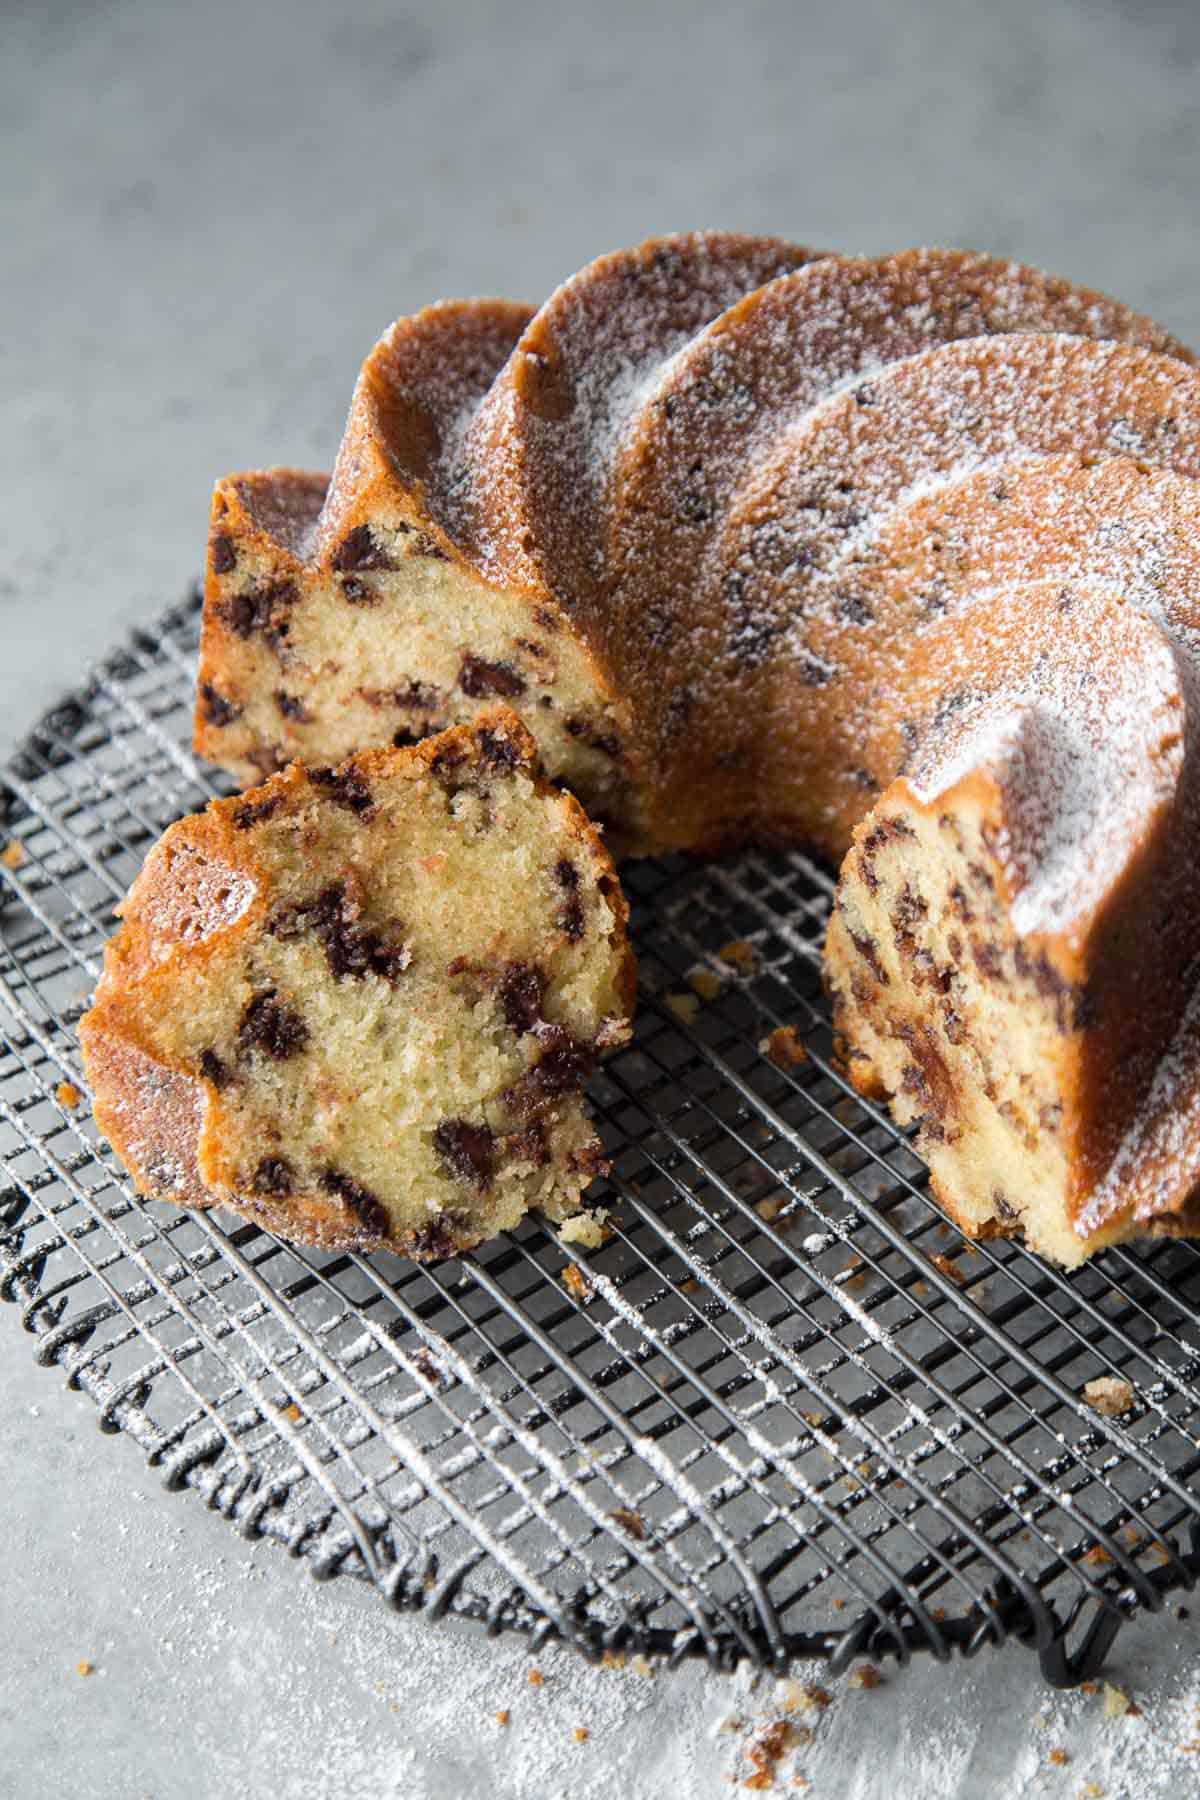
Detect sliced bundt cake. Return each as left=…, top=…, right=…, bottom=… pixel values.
left=80, top=711, right=634, bottom=1258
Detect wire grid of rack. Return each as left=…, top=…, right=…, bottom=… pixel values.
left=3, top=590, right=1200, bottom=1687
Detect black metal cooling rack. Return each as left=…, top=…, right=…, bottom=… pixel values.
left=4, top=589, right=1200, bottom=1686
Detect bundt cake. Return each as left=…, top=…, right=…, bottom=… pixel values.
left=187, top=231, right=1200, bottom=1266
left=80, top=711, right=635, bottom=1258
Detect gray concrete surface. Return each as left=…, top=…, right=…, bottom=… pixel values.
left=5, top=0, right=1200, bottom=1793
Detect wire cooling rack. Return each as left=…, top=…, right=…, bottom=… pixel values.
left=3, top=590, right=1200, bottom=1687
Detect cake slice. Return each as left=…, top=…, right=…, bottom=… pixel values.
left=824, top=582, right=1189, bottom=1267
left=80, top=710, right=635, bottom=1258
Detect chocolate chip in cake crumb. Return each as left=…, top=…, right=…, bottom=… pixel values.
left=501, top=1027, right=594, bottom=1121
left=497, top=961, right=547, bottom=1033
left=409, top=1214, right=471, bottom=1259
left=210, top=533, right=236, bottom=574
left=308, top=765, right=376, bottom=818
left=458, top=654, right=526, bottom=699
left=275, top=690, right=312, bottom=722
left=238, top=991, right=309, bottom=1061
left=848, top=930, right=889, bottom=985
left=434, top=1119, right=496, bottom=1189
left=505, top=1120, right=550, bottom=1167
left=971, top=939, right=1004, bottom=978
left=340, top=575, right=377, bottom=605
left=232, top=793, right=283, bottom=830
left=992, top=1188, right=1018, bottom=1222
left=560, top=894, right=585, bottom=941
left=198, top=1048, right=229, bottom=1088
left=224, top=578, right=298, bottom=651
left=253, top=1155, right=295, bottom=1196
left=533, top=606, right=559, bottom=632
left=430, top=739, right=470, bottom=780
left=477, top=724, right=526, bottom=772
left=199, top=681, right=241, bottom=727
left=320, top=1166, right=389, bottom=1237
left=270, top=881, right=411, bottom=983
left=331, top=524, right=392, bottom=572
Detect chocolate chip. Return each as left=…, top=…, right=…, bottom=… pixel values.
left=224, top=578, right=298, bottom=650
left=533, top=606, right=559, bottom=632
left=231, top=792, right=283, bottom=829
left=395, top=679, right=442, bottom=712
left=332, top=525, right=392, bottom=572
left=477, top=725, right=525, bottom=772
left=238, top=991, right=308, bottom=1061
left=340, top=575, right=376, bottom=604
left=501, top=1027, right=593, bottom=1121
left=412, top=531, right=449, bottom=561
left=560, top=894, right=585, bottom=941
left=564, top=715, right=622, bottom=759
left=210, top=533, right=236, bottom=574
left=308, top=765, right=376, bottom=818
left=199, top=681, right=241, bottom=727
left=198, top=1048, right=228, bottom=1087
left=254, top=1156, right=294, bottom=1196
left=505, top=1121, right=550, bottom=1167
left=554, top=858, right=579, bottom=892
left=409, top=1215, right=470, bottom=1259
left=848, top=930, right=888, bottom=986
left=431, top=739, right=469, bottom=780
left=458, top=654, right=526, bottom=699
left=497, top=961, right=547, bottom=1033
left=321, top=1166, right=389, bottom=1237
left=434, top=1119, right=495, bottom=1189
left=270, top=881, right=411, bottom=983
left=992, top=1187, right=1017, bottom=1222
left=275, top=690, right=311, bottom=722
left=971, top=940, right=1003, bottom=980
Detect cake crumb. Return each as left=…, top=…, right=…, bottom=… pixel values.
left=756, top=1196, right=784, bottom=1223
left=759, top=1025, right=808, bottom=1069
left=719, top=939, right=757, bottom=971
left=1102, top=1682, right=1131, bottom=1718
left=666, top=992, right=701, bottom=1025
left=2, top=838, right=27, bottom=871
left=687, top=964, right=724, bottom=1002
left=609, top=1507, right=647, bottom=1542
left=494, top=1709, right=510, bottom=1727
left=282, top=1402, right=303, bottom=1423
left=573, top=1726, right=589, bottom=1743
left=1081, top=1784, right=1105, bottom=1797
left=744, top=1718, right=797, bottom=1789
left=631, top=1654, right=654, bottom=1678
left=558, top=1210, right=610, bottom=1249
left=847, top=1663, right=883, bottom=1690
left=1048, top=1746, right=1070, bottom=1766
left=931, top=1252, right=966, bottom=1285
left=527, top=1668, right=545, bottom=1687
left=562, top=1263, right=592, bottom=1303
left=600, top=1649, right=627, bottom=1670
left=1082, top=1376, right=1134, bottom=1417
left=56, top=1081, right=82, bottom=1109
left=76, top=1660, right=94, bottom=1677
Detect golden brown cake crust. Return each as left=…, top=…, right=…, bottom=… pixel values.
left=82, top=713, right=635, bottom=1259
